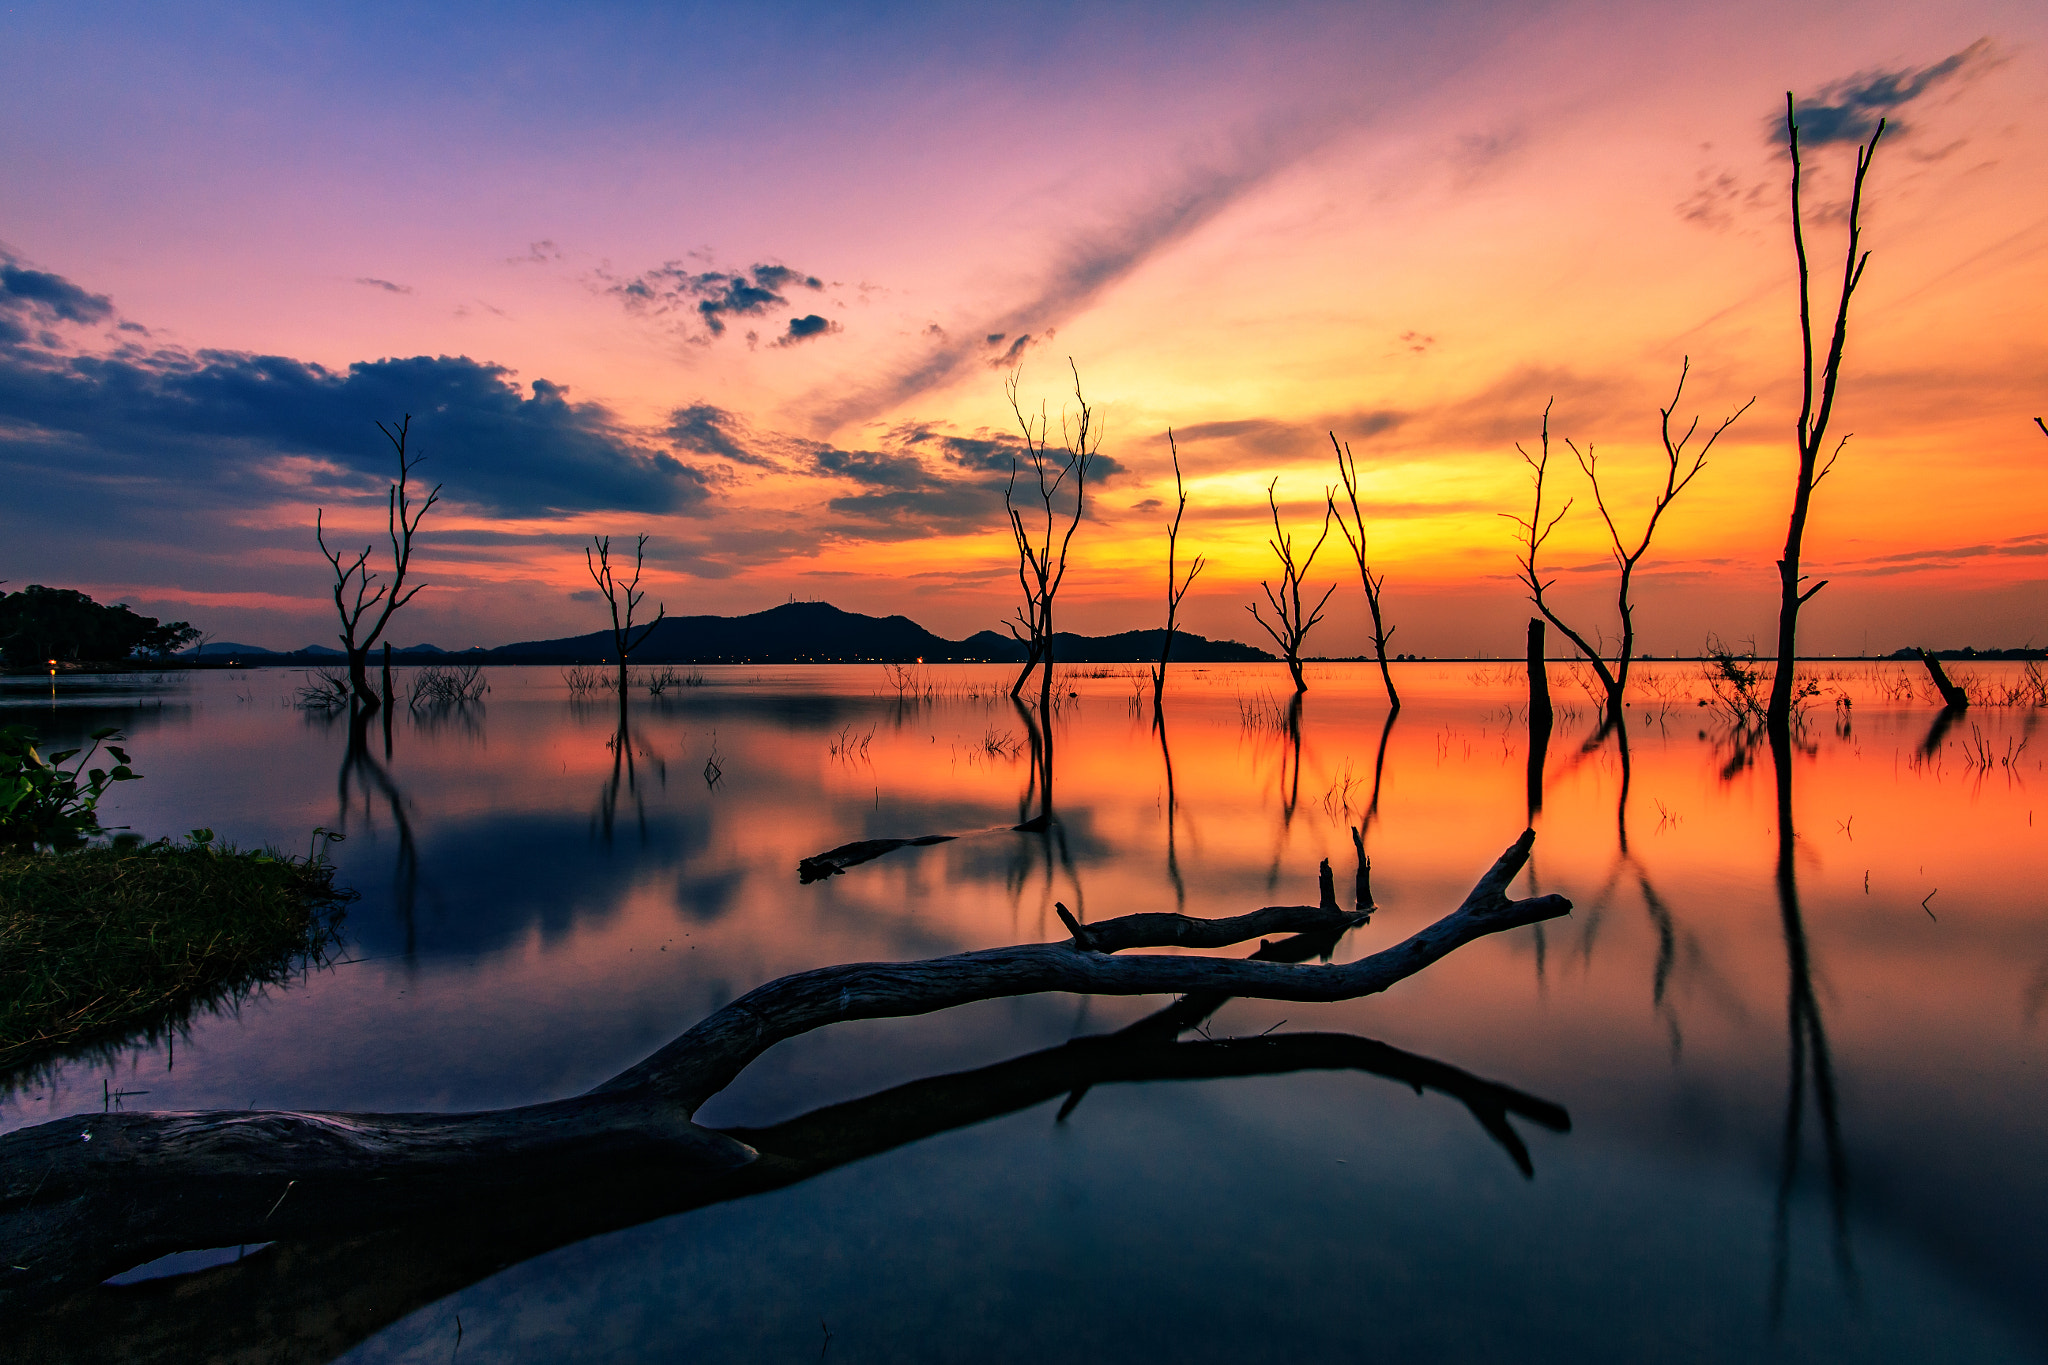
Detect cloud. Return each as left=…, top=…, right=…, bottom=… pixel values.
left=665, top=402, right=774, bottom=467
left=1676, top=168, right=1774, bottom=231
left=774, top=313, right=841, bottom=347
left=1783, top=39, right=1997, bottom=146
left=0, top=261, right=709, bottom=518
left=1171, top=410, right=1405, bottom=459
left=803, top=418, right=1122, bottom=540
left=602, top=259, right=828, bottom=340
left=1, top=254, right=115, bottom=339
left=805, top=115, right=1341, bottom=428
left=355, top=277, right=412, bottom=294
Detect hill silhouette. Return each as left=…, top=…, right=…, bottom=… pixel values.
left=197, top=602, right=1273, bottom=665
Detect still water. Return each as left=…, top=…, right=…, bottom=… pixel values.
left=3, top=661, right=2044, bottom=1363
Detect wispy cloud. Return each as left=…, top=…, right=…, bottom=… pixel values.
left=355, top=277, right=412, bottom=294
left=805, top=113, right=1347, bottom=431
left=1783, top=39, right=1998, bottom=146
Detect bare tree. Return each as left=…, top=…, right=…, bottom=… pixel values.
left=1769, top=94, right=1885, bottom=734
left=1151, top=431, right=1206, bottom=713
left=1003, top=360, right=1099, bottom=709
left=315, top=416, right=442, bottom=711
left=1508, top=363, right=1750, bottom=732
left=1247, top=478, right=1335, bottom=694
left=1329, top=432, right=1399, bottom=710
left=586, top=535, right=667, bottom=694
left=2034, top=417, right=2045, bottom=439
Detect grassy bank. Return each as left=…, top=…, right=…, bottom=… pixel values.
left=0, top=841, right=349, bottom=1080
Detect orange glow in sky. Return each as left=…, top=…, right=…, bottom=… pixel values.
left=2, top=3, right=2043, bottom=656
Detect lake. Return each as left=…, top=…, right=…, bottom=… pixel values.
left=3, top=660, right=2043, bottom=1363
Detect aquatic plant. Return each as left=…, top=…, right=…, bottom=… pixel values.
left=0, top=834, right=349, bottom=1082
left=0, top=725, right=140, bottom=852
left=409, top=663, right=488, bottom=708
left=292, top=666, right=353, bottom=711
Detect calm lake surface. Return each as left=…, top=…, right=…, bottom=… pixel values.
left=4, top=661, right=2044, bottom=1363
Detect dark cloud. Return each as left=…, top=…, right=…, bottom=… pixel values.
left=823, top=484, right=998, bottom=538
left=988, top=333, right=1038, bottom=368
left=665, top=402, right=768, bottom=466
left=603, top=260, right=828, bottom=340
left=774, top=313, right=841, bottom=347
left=1, top=255, right=115, bottom=335
left=1784, top=39, right=1995, bottom=146
left=0, top=262, right=708, bottom=518
left=355, top=277, right=412, bottom=294
left=805, top=418, right=1122, bottom=540
left=886, top=422, right=1025, bottom=475
left=810, top=445, right=932, bottom=490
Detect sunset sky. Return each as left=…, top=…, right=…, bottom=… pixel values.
left=3, top=1, right=2044, bottom=656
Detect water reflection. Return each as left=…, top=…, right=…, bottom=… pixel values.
left=11, top=1003, right=1567, bottom=1365
left=1768, top=724, right=1856, bottom=1320
left=2, top=663, right=2044, bottom=1358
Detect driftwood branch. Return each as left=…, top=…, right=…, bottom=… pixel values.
left=9, top=1016, right=1567, bottom=1363
left=1, top=832, right=1567, bottom=1313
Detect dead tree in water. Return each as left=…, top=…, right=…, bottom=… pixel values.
left=1329, top=432, right=1399, bottom=709
left=1769, top=94, right=1885, bottom=736
left=1507, top=363, right=1750, bottom=733
left=586, top=534, right=666, bottom=694
left=314, top=416, right=441, bottom=711
left=1003, top=361, right=1098, bottom=708
left=1248, top=478, right=1336, bottom=694
left=0, top=831, right=1570, bottom=1317
left=1915, top=648, right=1968, bottom=710
left=1151, top=431, right=1206, bottom=713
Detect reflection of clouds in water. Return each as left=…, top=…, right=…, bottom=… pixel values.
left=2, top=664, right=2045, bottom=1350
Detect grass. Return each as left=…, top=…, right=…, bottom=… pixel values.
left=0, top=840, right=350, bottom=1083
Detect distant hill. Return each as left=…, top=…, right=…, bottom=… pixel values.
left=172, top=603, right=1272, bottom=667
left=487, top=602, right=1273, bottom=665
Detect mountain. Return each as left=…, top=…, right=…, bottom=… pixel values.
left=183, top=642, right=280, bottom=658
left=483, top=602, right=1273, bottom=665
left=174, top=603, right=1272, bottom=667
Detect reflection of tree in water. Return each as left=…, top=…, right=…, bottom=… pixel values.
left=1768, top=726, right=1855, bottom=1319
left=594, top=691, right=666, bottom=848
left=335, top=706, right=419, bottom=960
left=1154, top=701, right=1188, bottom=910
left=1252, top=694, right=1306, bottom=892
left=1008, top=698, right=1082, bottom=931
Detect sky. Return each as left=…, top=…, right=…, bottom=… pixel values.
left=2, top=0, right=2044, bottom=655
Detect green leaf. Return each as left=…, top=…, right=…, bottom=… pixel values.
left=89, top=726, right=121, bottom=740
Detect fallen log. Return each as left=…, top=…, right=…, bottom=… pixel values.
left=8, top=1019, right=1567, bottom=1364
left=0, top=829, right=1569, bottom=1315
left=797, top=833, right=957, bottom=882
